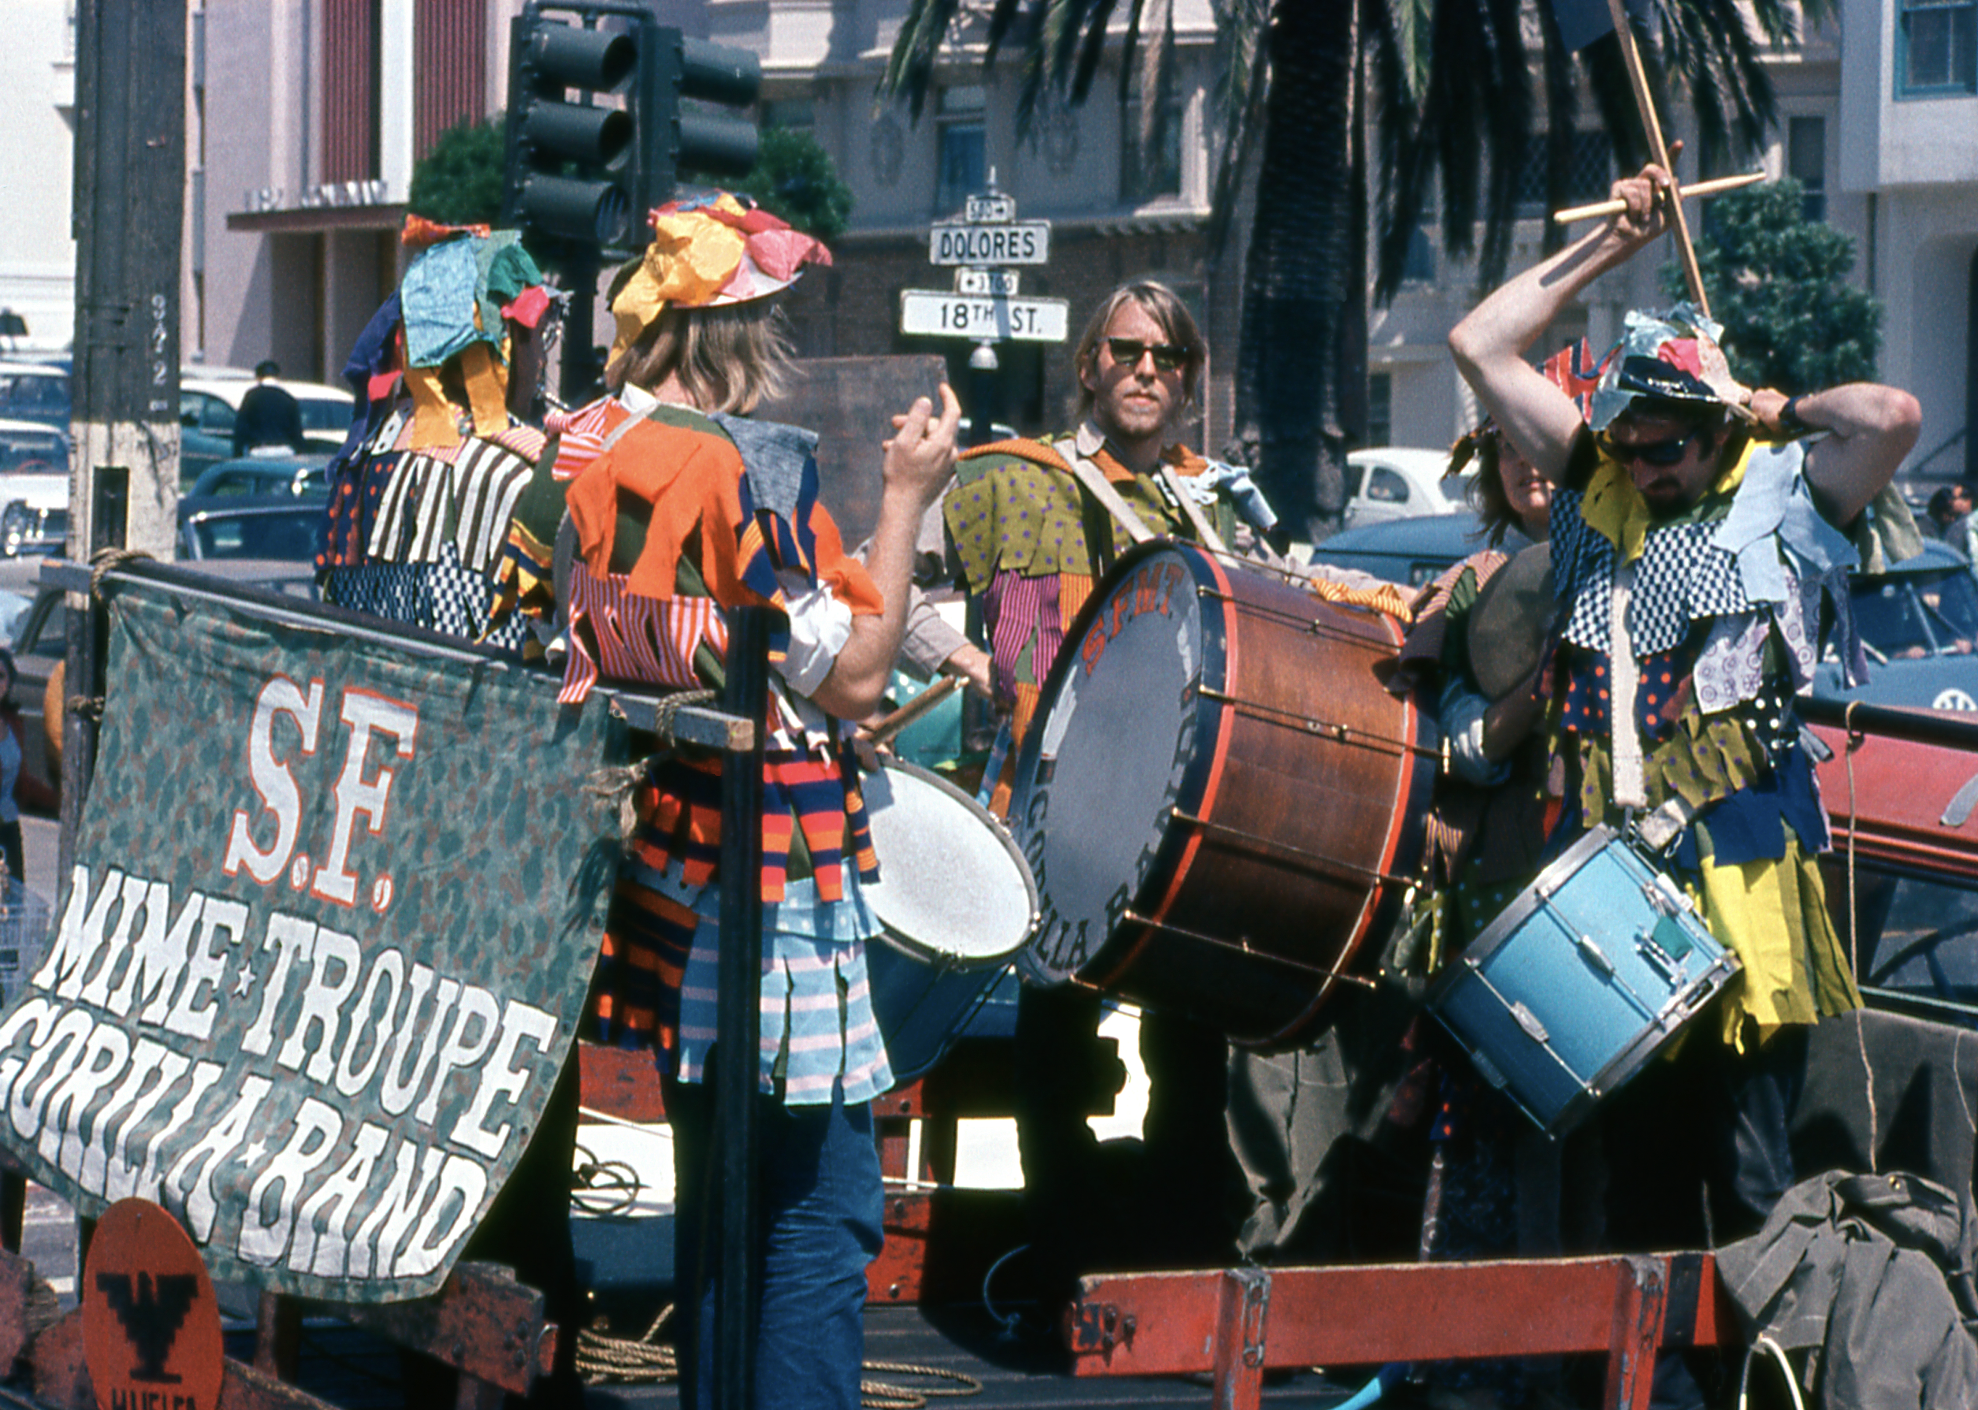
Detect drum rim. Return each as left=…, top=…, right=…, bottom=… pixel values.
left=1009, top=538, right=1440, bottom=1043
left=863, top=756, right=1039, bottom=967
left=1007, top=539, right=1224, bottom=988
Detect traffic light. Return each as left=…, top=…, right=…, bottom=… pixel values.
left=501, top=7, right=637, bottom=247
left=634, top=32, right=762, bottom=213
left=502, top=4, right=762, bottom=255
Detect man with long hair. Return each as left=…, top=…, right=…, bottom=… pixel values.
left=945, top=281, right=1276, bottom=1307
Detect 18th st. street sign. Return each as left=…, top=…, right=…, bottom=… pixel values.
left=899, top=290, right=1068, bottom=343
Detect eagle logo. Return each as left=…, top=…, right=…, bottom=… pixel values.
left=94, top=1271, right=200, bottom=1383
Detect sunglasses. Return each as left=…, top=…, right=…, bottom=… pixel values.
left=1104, top=337, right=1189, bottom=373
left=1603, top=428, right=1702, bottom=469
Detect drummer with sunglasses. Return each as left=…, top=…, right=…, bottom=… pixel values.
left=1450, top=161, right=1921, bottom=1407
left=944, top=282, right=1277, bottom=1311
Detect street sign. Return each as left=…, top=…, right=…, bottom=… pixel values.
left=964, top=193, right=1016, bottom=223
left=956, top=268, right=1020, bottom=296
left=929, top=221, right=1051, bottom=266
left=900, top=291, right=1069, bottom=342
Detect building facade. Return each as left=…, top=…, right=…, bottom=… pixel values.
left=0, top=1, right=79, bottom=358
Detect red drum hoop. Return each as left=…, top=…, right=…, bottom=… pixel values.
left=1006, top=540, right=1437, bottom=1045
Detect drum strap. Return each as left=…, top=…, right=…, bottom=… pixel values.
left=1609, top=561, right=1649, bottom=810
left=1053, top=436, right=1159, bottom=555
left=1155, top=465, right=1231, bottom=557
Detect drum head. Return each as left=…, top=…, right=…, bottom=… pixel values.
left=1467, top=540, right=1553, bottom=702
left=1007, top=544, right=1211, bottom=985
left=861, top=761, right=1038, bottom=966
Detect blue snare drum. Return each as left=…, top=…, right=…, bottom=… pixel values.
left=1427, top=825, right=1741, bottom=1136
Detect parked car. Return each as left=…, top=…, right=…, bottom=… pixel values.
left=187, top=453, right=330, bottom=499
left=177, top=493, right=327, bottom=562
left=1309, top=510, right=1532, bottom=588
left=0, top=417, right=66, bottom=475
left=1812, top=539, right=1978, bottom=712
left=1344, top=447, right=1471, bottom=527
left=0, top=363, right=70, bottom=430
left=179, top=375, right=353, bottom=483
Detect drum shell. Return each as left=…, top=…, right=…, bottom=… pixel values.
left=1427, top=825, right=1742, bottom=1135
left=1010, top=541, right=1437, bottom=1045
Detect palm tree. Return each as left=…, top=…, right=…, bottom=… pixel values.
left=882, top=0, right=1811, bottom=541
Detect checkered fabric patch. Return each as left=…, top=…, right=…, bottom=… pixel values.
left=323, top=544, right=528, bottom=651
left=1558, top=495, right=1751, bottom=657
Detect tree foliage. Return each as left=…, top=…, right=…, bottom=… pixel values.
left=1669, top=178, right=1880, bottom=394
left=736, top=126, right=855, bottom=241
left=407, top=117, right=507, bottom=228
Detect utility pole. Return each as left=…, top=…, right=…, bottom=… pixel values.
left=65, top=0, right=186, bottom=869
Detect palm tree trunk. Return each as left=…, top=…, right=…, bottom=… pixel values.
left=1233, top=0, right=1356, bottom=543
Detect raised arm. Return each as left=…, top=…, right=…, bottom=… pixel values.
left=807, top=384, right=962, bottom=719
left=1448, top=163, right=1675, bottom=482
left=1746, top=384, right=1921, bottom=527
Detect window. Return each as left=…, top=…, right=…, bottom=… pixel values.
left=1788, top=117, right=1826, bottom=223
left=1514, top=132, right=1613, bottom=215
left=1899, top=0, right=1977, bottom=96
left=936, top=86, right=986, bottom=214
left=1367, top=373, right=1393, bottom=447
left=761, top=98, right=815, bottom=132
left=1120, top=76, right=1181, bottom=203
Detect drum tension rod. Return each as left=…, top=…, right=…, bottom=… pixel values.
left=1195, top=687, right=1437, bottom=759
left=1121, top=908, right=1379, bottom=987
left=1167, top=809, right=1418, bottom=887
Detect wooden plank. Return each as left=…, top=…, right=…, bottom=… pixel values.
left=218, top=1357, right=343, bottom=1410
left=0, top=1246, right=57, bottom=1378
left=578, top=1041, right=668, bottom=1124
left=1069, top=1255, right=1733, bottom=1377
left=303, top=1261, right=551, bottom=1399
left=27, top=1306, right=89, bottom=1409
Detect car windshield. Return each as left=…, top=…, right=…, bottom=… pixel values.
left=1852, top=568, right=1978, bottom=661
left=0, top=590, right=33, bottom=644
left=0, top=369, right=69, bottom=426
left=0, top=427, right=65, bottom=473
left=296, top=397, right=352, bottom=433
left=185, top=508, right=324, bottom=561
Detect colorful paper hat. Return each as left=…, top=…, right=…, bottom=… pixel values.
left=1587, top=303, right=1749, bottom=430
left=607, top=191, right=831, bottom=361
left=1446, top=342, right=1604, bottom=477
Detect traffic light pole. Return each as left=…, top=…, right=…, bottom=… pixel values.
left=559, top=250, right=604, bottom=406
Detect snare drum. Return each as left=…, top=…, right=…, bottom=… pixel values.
left=1428, top=825, right=1741, bottom=1136
left=860, top=761, right=1038, bottom=1080
left=1005, top=540, right=1438, bottom=1045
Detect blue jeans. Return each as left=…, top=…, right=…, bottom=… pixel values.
left=665, top=1061, right=884, bottom=1410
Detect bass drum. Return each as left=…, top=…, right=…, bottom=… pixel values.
left=1006, top=541, right=1436, bottom=1046
left=861, top=760, right=1037, bottom=1080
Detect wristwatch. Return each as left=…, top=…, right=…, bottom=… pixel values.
left=1777, top=395, right=1813, bottom=437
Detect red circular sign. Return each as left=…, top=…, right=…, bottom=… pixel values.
left=82, top=1199, right=225, bottom=1410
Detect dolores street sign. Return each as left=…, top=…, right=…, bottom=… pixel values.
left=928, top=221, right=1052, bottom=267
left=900, top=291, right=1069, bottom=343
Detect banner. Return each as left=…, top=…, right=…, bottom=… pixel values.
left=0, top=575, right=613, bottom=1301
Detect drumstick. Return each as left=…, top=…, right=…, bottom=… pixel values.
left=864, top=675, right=962, bottom=747
left=1605, top=0, right=1711, bottom=315
left=1551, top=170, right=1765, bottom=225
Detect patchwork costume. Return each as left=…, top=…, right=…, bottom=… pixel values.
left=492, top=193, right=883, bottom=1410
left=318, top=218, right=554, bottom=649
left=946, top=422, right=1270, bottom=1283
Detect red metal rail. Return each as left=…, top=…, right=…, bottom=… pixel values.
left=1067, top=1253, right=1734, bottom=1410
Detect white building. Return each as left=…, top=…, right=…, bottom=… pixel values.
left=0, top=2, right=79, bottom=357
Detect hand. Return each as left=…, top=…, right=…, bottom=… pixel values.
left=941, top=642, right=995, bottom=700
left=882, top=383, right=962, bottom=513
left=1605, top=146, right=1681, bottom=248
left=1744, top=388, right=1801, bottom=437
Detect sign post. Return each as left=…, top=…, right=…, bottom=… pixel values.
left=898, top=177, right=1067, bottom=448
